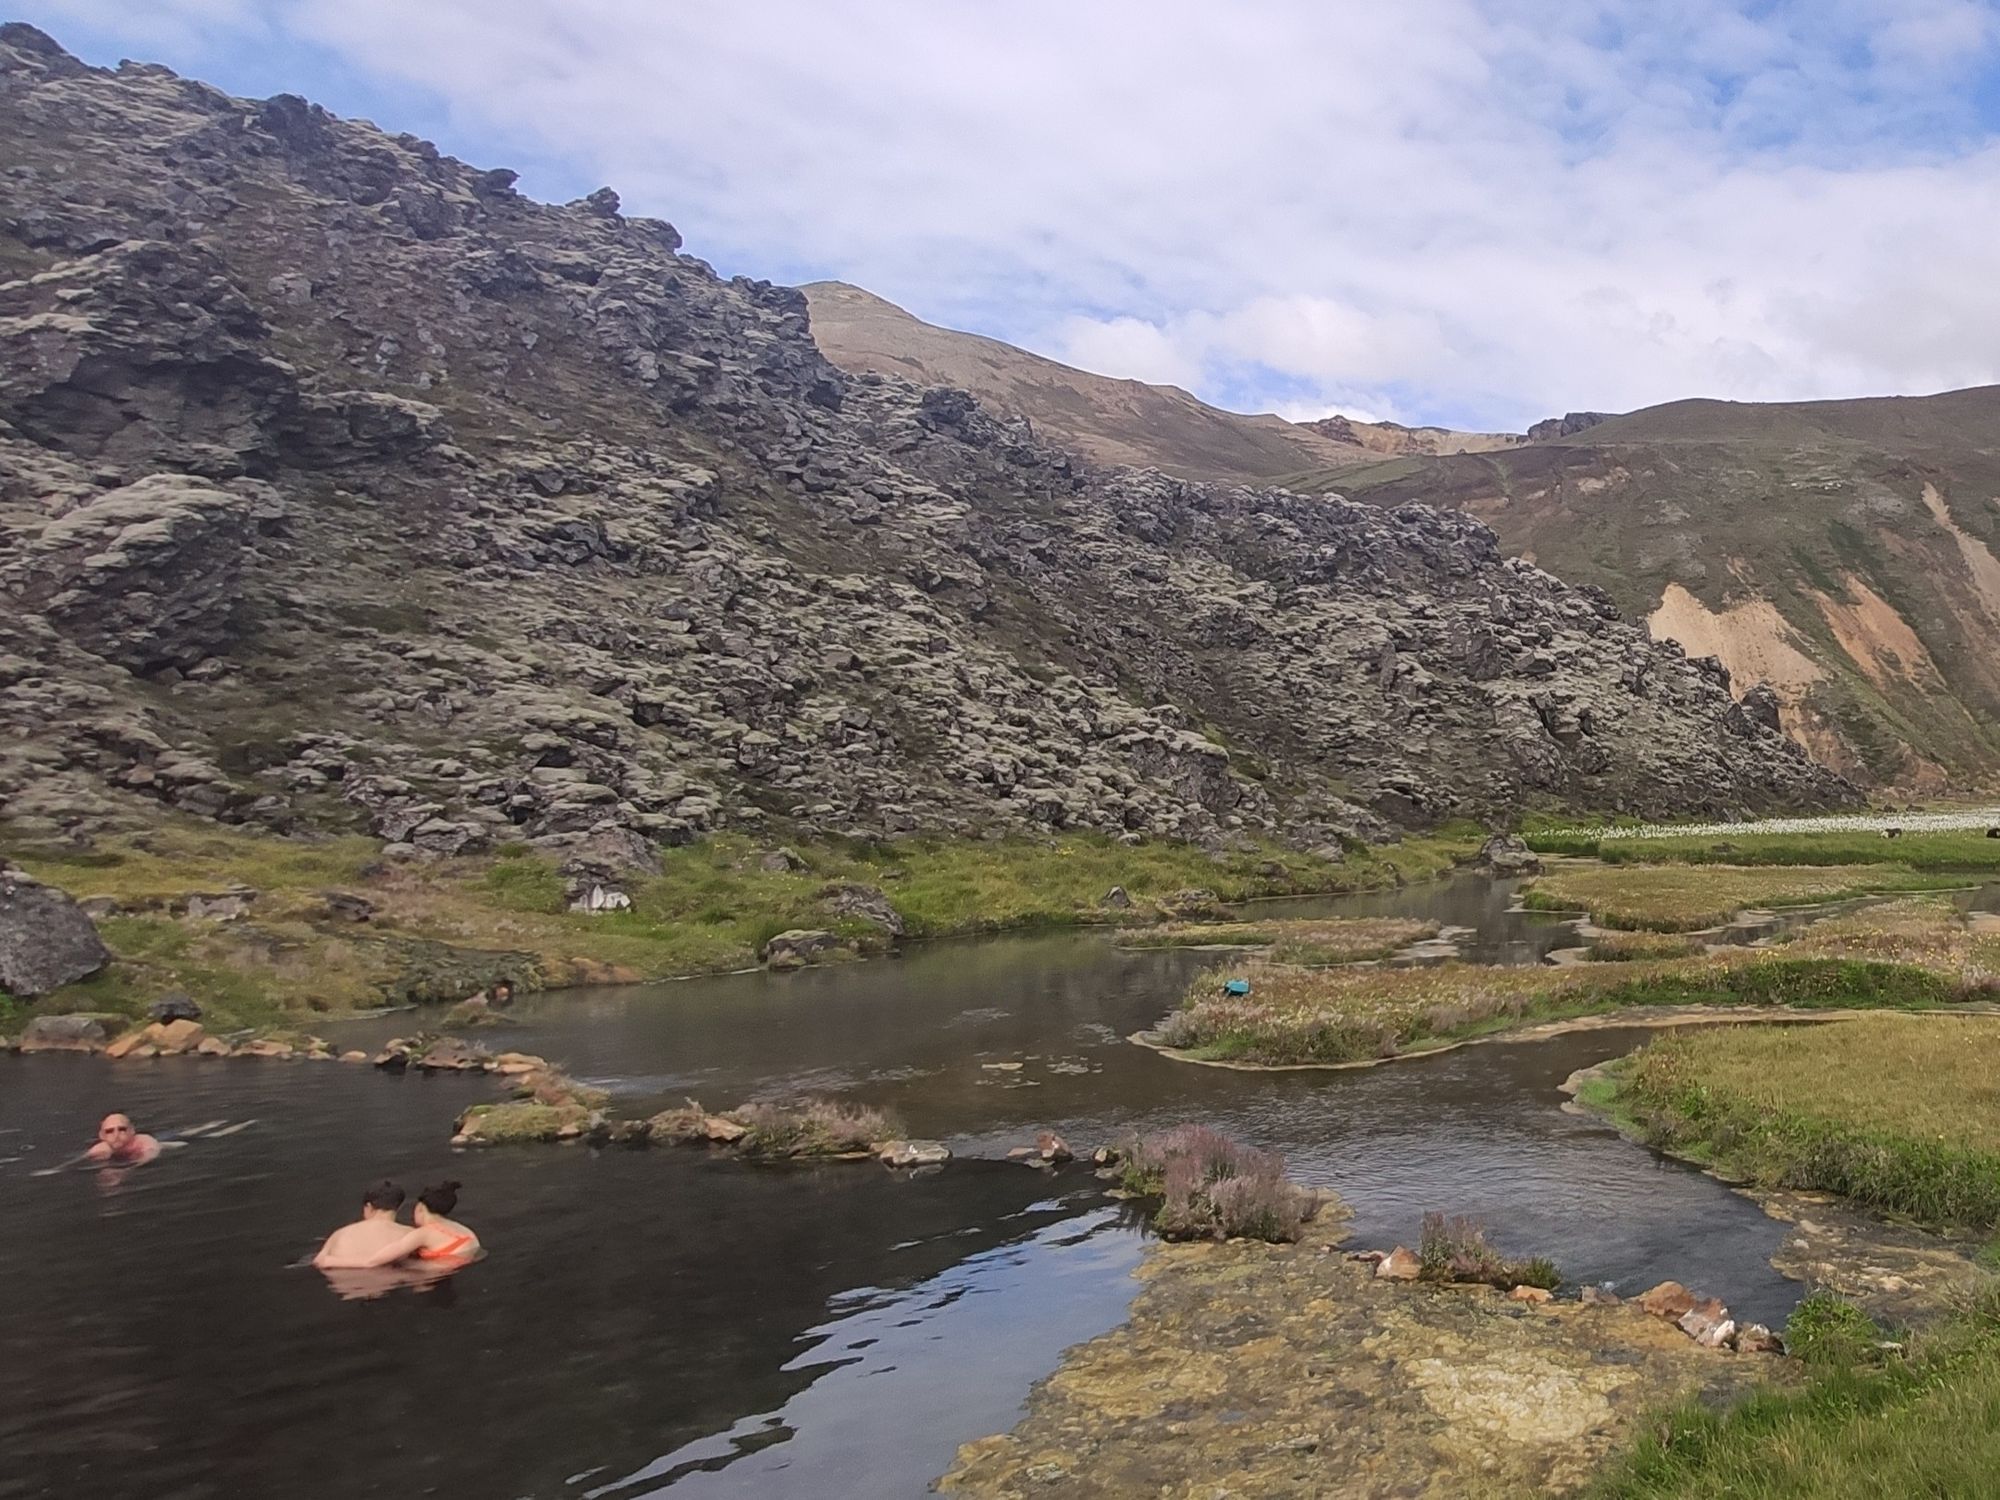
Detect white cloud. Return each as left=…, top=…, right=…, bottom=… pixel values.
left=1046, top=315, right=1205, bottom=391
left=26, top=0, right=2000, bottom=429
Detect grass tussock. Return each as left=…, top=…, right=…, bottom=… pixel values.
left=1521, top=863, right=1966, bottom=932
left=1118, top=1124, right=1316, bottom=1242
left=1616, top=1013, right=2000, bottom=1232
left=1120, top=916, right=1438, bottom=963
left=1582, top=931, right=1706, bottom=962
left=1418, top=1212, right=1561, bottom=1290
left=1589, top=1287, right=2000, bottom=1499
left=731, top=1097, right=900, bottom=1159
left=4, top=822, right=1473, bottom=1028
left=1156, top=898, right=2000, bottom=1066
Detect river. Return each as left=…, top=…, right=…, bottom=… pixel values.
left=0, top=875, right=1896, bottom=1499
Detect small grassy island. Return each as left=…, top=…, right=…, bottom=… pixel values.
left=1150, top=897, right=2000, bottom=1067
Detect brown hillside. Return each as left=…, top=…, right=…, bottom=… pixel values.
left=803, top=281, right=1384, bottom=481
left=1322, top=387, right=2000, bottom=788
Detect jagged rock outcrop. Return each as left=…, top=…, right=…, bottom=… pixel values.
left=1524, top=411, right=1613, bottom=442
left=0, top=27, right=1852, bottom=857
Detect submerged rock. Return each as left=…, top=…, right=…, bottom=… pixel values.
left=0, top=865, right=111, bottom=998
left=878, top=1139, right=951, bottom=1167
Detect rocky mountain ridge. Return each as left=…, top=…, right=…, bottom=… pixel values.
left=0, top=25, right=1848, bottom=871
left=1324, top=392, right=2000, bottom=789
left=808, top=265, right=2000, bottom=792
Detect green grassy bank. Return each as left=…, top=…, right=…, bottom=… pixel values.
left=1531, top=827, right=2000, bottom=871
left=1590, top=1290, right=2000, bottom=1499
left=1583, top=1011, right=2000, bottom=1498
left=1, top=822, right=1473, bottom=1034
left=1602, top=1014, right=2000, bottom=1234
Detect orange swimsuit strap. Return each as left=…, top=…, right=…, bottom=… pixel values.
left=415, top=1233, right=474, bottom=1261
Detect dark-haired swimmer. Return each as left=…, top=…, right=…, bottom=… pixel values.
left=312, top=1182, right=418, bottom=1269
left=408, top=1181, right=482, bottom=1264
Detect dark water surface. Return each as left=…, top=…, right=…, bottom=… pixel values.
left=1, top=876, right=1834, bottom=1499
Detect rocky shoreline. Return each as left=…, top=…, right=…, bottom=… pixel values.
left=1563, top=1059, right=1993, bottom=1329
left=936, top=1208, right=1777, bottom=1498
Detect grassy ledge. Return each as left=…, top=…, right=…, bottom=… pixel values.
left=1589, top=1288, right=2000, bottom=1499
left=0, top=822, right=1474, bottom=1033
left=1151, top=897, right=2000, bottom=1067
left=1603, top=1015, right=2000, bottom=1234
left=1582, top=1010, right=2000, bottom=1499
left=1520, top=863, right=1972, bottom=932
left=1530, top=825, right=2000, bottom=872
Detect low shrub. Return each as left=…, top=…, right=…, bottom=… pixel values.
left=1784, top=1290, right=1887, bottom=1367
left=1120, top=1124, right=1313, bottom=1243
left=732, top=1096, right=899, bottom=1158
left=1417, top=1212, right=1560, bottom=1289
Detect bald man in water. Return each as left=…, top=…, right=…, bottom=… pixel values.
left=85, top=1113, right=161, bottom=1166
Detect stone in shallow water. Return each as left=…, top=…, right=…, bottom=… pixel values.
left=878, top=1139, right=951, bottom=1167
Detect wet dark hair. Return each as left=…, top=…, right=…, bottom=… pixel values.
left=362, top=1181, right=405, bottom=1211
left=417, top=1180, right=461, bottom=1216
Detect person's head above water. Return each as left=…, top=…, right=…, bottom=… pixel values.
left=361, top=1181, right=406, bottom=1217
left=490, top=979, right=514, bottom=1007
left=414, top=1180, right=460, bottom=1221
left=87, top=1112, right=161, bottom=1165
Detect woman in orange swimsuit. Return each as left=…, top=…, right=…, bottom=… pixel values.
left=408, top=1180, right=482, bottom=1263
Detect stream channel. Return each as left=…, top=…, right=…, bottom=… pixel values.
left=0, top=874, right=1950, bottom=1500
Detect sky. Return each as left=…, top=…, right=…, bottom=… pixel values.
left=18, top=0, right=2000, bottom=431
